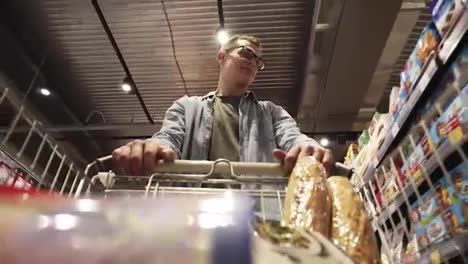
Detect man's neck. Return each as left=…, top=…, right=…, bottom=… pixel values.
left=216, top=79, right=248, bottom=96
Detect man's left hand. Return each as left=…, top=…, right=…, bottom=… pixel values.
left=273, top=145, right=335, bottom=176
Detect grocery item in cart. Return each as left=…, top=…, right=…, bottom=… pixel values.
left=282, top=156, right=331, bottom=237
left=431, top=0, right=466, bottom=37
left=0, top=195, right=253, bottom=264
left=327, top=176, right=378, bottom=264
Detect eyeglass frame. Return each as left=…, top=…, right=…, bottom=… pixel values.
left=225, top=45, right=265, bottom=71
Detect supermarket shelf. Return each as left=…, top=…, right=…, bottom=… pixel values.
left=416, top=234, right=468, bottom=264
left=358, top=12, right=467, bottom=187
left=372, top=139, right=462, bottom=226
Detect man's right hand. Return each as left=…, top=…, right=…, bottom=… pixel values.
left=112, top=139, right=176, bottom=176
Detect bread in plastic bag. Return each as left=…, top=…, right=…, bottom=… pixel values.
left=327, top=176, right=378, bottom=264
left=282, top=156, right=331, bottom=237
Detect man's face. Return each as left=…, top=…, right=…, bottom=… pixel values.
left=218, top=39, right=262, bottom=87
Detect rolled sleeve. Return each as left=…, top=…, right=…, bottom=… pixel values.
left=152, top=96, right=187, bottom=158
left=269, top=102, right=318, bottom=152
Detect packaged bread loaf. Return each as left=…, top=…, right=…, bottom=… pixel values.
left=327, top=176, right=378, bottom=264
left=282, top=156, right=331, bottom=237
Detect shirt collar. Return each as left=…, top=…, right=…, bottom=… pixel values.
left=202, top=90, right=258, bottom=102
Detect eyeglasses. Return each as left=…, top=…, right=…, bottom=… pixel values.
left=227, top=45, right=265, bottom=71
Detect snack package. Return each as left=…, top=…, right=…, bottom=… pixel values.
left=406, top=145, right=426, bottom=181
left=418, top=190, right=442, bottom=226
left=393, top=79, right=409, bottom=120
left=282, top=156, right=331, bottom=237
left=415, top=225, right=429, bottom=249
left=401, top=52, right=421, bottom=97
left=426, top=215, right=451, bottom=243
left=414, top=22, right=441, bottom=66
left=327, top=176, right=378, bottom=264
left=437, top=162, right=468, bottom=209
left=0, top=195, right=253, bottom=264
left=409, top=202, right=421, bottom=225
left=431, top=0, right=466, bottom=37
left=389, top=86, right=401, bottom=116
left=429, top=85, right=468, bottom=146
left=444, top=199, right=468, bottom=233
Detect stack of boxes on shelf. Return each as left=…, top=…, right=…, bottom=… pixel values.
left=347, top=1, right=467, bottom=263
left=405, top=163, right=467, bottom=262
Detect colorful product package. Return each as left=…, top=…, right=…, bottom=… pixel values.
left=406, top=145, right=427, bottom=181
left=431, top=0, right=466, bottom=37
left=429, top=84, right=468, bottom=146
left=444, top=199, right=468, bottom=233
left=418, top=190, right=442, bottom=226
left=415, top=225, right=429, bottom=249
left=426, top=215, right=450, bottom=243
left=392, top=86, right=409, bottom=120
left=414, top=22, right=441, bottom=66
left=437, top=162, right=468, bottom=209
left=401, top=52, right=421, bottom=95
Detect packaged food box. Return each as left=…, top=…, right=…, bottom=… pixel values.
left=409, top=202, right=421, bottom=225
left=415, top=225, right=429, bottom=249
left=418, top=190, right=442, bottom=226
left=392, top=86, right=409, bottom=120
left=429, top=84, right=468, bottom=146
left=406, top=145, right=427, bottom=181
left=426, top=215, right=450, bottom=243
left=438, top=162, right=468, bottom=209
left=414, top=22, right=441, bottom=66
left=401, top=52, right=420, bottom=95
left=431, top=0, right=466, bottom=37
left=443, top=199, right=468, bottom=233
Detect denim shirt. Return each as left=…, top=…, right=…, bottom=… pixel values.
left=153, top=91, right=319, bottom=162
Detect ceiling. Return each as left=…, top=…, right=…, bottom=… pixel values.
left=0, top=0, right=429, bottom=162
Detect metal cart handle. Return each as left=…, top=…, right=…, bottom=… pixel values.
left=85, top=155, right=352, bottom=178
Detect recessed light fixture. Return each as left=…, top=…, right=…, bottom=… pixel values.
left=216, top=28, right=229, bottom=45
left=40, top=88, right=51, bottom=96
left=320, top=138, right=329, bottom=147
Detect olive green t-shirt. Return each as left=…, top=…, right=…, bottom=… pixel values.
left=208, top=96, right=241, bottom=162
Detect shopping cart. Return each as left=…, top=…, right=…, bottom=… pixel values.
left=75, top=155, right=356, bottom=264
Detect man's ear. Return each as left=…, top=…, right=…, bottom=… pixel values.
left=217, top=50, right=226, bottom=63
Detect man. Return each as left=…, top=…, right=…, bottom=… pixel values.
left=112, top=35, right=334, bottom=177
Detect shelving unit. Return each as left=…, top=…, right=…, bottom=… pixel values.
left=350, top=9, right=468, bottom=264
left=357, top=11, right=468, bottom=188
left=0, top=86, right=85, bottom=196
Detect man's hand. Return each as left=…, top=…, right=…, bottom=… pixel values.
left=273, top=145, right=335, bottom=176
left=112, top=139, right=176, bottom=176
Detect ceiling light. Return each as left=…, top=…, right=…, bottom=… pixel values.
left=216, top=29, right=229, bottom=45
left=320, top=138, right=329, bottom=147
left=121, top=83, right=131, bottom=92
left=40, top=88, right=51, bottom=96
left=121, top=77, right=132, bottom=93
